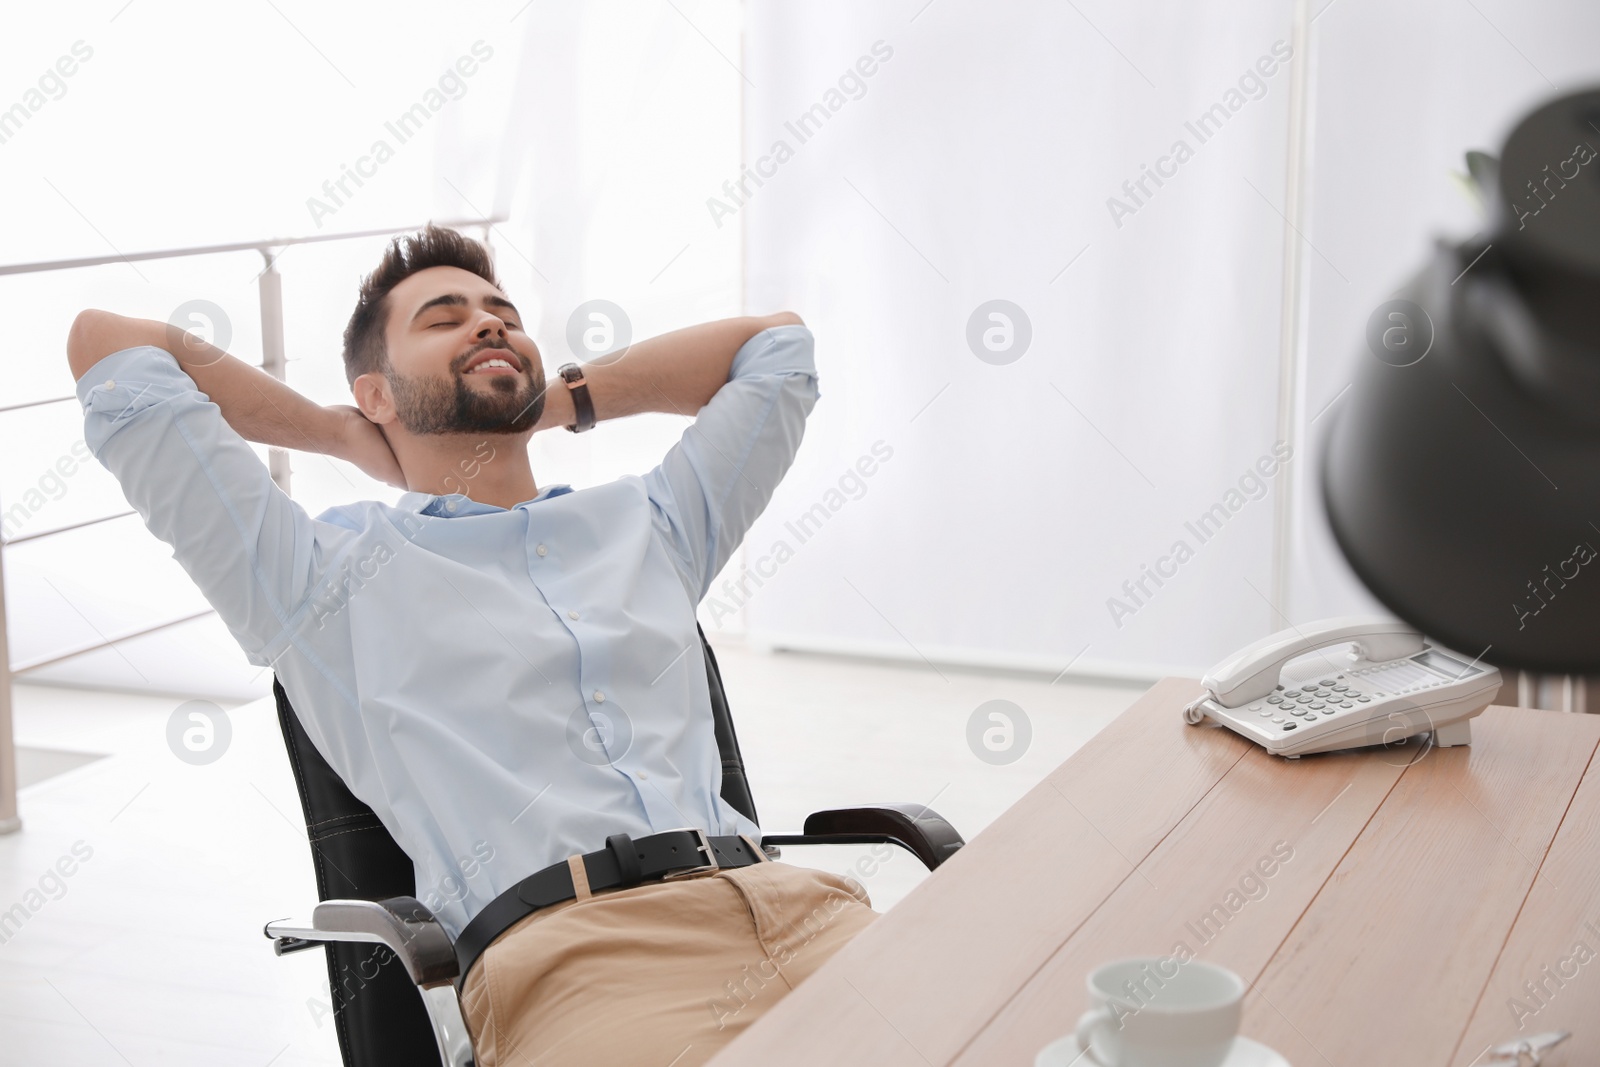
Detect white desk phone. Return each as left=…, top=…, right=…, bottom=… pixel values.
left=1182, top=616, right=1503, bottom=758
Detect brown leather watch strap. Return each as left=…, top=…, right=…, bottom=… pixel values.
left=558, top=362, right=595, bottom=433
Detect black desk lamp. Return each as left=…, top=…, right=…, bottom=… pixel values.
left=1322, top=86, right=1600, bottom=673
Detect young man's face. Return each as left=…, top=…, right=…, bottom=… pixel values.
left=366, top=265, right=546, bottom=436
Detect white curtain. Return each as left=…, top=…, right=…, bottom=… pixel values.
left=735, top=0, right=1600, bottom=679
left=738, top=0, right=1300, bottom=677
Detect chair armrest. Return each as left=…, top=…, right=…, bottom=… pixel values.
left=264, top=897, right=475, bottom=1066
left=263, top=895, right=459, bottom=988
left=762, top=803, right=965, bottom=870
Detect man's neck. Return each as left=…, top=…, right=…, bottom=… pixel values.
left=394, top=431, right=540, bottom=510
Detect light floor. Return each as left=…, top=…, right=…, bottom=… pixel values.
left=0, top=639, right=1144, bottom=1065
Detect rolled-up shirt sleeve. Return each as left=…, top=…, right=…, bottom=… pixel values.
left=76, top=345, right=328, bottom=667
left=643, top=323, right=820, bottom=605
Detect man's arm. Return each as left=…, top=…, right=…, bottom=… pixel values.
left=67, top=341, right=356, bottom=668
left=640, top=320, right=819, bottom=604
left=66, top=309, right=405, bottom=488
left=531, top=312, right=803, bottom=433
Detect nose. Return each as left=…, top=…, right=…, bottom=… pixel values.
left=464, top=315, right=520, bottom=372
left=469, top=316, right=515, bottom=357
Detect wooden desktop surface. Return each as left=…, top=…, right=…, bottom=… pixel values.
left=709, top=677, right=1600, bottom=1066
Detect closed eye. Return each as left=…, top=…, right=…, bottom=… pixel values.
left=431, top=319, right=522, bottom=330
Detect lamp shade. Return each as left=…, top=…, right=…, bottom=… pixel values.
left=1322, top=87, right=1600, bottom=673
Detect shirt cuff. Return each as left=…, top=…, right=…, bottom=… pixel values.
left=76, top=344, right=198, bottom=410
left=729, top=323, right=815, bottom=381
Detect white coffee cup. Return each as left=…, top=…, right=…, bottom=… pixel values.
left=1074, top=957, right=1244, bottom=1067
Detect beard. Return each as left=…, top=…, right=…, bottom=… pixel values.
left=386, top=344, right=546, bottom=436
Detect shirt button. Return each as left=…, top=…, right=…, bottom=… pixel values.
left=536, top=544, right=548, bottom=557
left=568, top=610, right=579, bottom=620
left=103, top=380, right=116, bottom=390
left=446, top=500, right=458, bottom=512
left=593, top=690, right=605, bottom=702
left=637, top=770, right=648, bottom=780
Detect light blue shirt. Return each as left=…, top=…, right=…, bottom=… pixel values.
left=76, top=323, right=819, bottom=940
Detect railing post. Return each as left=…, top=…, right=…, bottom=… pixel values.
left=258, top=247, right=291, bottom=495
left=0, top=490, right=20, bottom=834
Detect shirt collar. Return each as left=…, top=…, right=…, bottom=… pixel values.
left=398, top=484, right=574, bottom=517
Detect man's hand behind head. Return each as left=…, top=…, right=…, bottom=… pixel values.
left=327, top=404, right=408, bottom=489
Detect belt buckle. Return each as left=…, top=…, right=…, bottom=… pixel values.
left=660, top=827, right=720, bottom=880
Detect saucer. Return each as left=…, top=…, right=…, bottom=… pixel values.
left=1034, top=1033, right=1290, bottom=1067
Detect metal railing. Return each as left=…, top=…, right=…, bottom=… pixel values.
left=0, top=214, right=506, bottom=833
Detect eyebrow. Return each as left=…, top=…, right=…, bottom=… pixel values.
left=409, top=291, right=522, bottom=326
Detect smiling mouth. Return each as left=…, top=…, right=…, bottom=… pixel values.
left=464, top=355, right=521, bottom=376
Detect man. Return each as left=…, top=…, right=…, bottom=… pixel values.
left=66, top=224, right=877, bottom=1065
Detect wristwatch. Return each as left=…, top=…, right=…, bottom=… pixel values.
left=557, top=362, right=595, bottom=433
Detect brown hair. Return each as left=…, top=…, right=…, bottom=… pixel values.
left=341, top=223, right=502, bottom=389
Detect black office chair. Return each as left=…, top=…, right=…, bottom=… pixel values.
left=263, top=622, right=966, bottom=1067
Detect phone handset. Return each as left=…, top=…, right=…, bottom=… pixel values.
left=1184, top=615, right=1425, bottom=721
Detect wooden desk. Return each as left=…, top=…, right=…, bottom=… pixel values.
left=710, top=678, right=1600, bottom=1066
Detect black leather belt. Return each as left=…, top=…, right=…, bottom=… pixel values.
left=453, top=828, right=766, bottom=985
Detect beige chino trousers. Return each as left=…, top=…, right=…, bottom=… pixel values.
left=459, top=857, right=878, bottom=1067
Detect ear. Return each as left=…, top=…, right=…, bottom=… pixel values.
left=352, top=373, right=397, bottom=425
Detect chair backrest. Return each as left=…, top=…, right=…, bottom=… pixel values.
left=271, top=621, right=758, bottom=1067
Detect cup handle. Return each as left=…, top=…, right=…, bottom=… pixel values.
left=1075, top=1008, right=1112, bottom=1065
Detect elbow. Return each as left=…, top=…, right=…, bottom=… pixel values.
left=766, top=311, right=805, bottom=329
left=67, top=309, right=109, bottom=381
left=67, top=308, right=132, bottom=382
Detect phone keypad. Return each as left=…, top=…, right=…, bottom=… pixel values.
left=1252, top=674, right=1366, bottom=732
left=1229, top=657, right=1471, bottom=742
